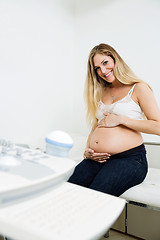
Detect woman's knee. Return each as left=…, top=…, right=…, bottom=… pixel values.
left=68, top=159, right=103, bottom=187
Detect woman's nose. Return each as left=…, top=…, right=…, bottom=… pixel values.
left=100, top=66, right=106, bottom=74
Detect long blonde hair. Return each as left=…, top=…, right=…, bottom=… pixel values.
left=85, top=43, right=150, bottom=126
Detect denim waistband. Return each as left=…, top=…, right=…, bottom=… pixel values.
left=110, top=144, right=146, bottom=159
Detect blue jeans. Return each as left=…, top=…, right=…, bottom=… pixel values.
left=68, top=144, right=148, bottom=196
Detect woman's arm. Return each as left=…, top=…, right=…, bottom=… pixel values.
left=121, top=83, right=160, bottom=135
left=121, top=117, right=160, bottom=135
left=98, top=83, right=160, bottom=136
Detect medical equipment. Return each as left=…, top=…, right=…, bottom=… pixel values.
left=0, top=140, right=75, bottom=204
left=0, top=139, right=125, bottom=240
left=45, top=130, right=73, bottom=157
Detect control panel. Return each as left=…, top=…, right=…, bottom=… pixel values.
left=0, top=139, right=76, bottom=205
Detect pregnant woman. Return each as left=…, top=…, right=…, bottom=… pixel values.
left=68, top=43, right=160, bottom=197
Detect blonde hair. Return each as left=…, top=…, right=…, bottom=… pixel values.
left=85, top=43, right=150, bottom=126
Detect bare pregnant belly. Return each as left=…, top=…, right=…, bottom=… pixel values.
left=89, top=126, right=143, bottom=155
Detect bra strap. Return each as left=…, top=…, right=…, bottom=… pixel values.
left=128, top=84, right=136, bottom=96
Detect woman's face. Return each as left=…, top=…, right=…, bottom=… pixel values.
left=93, top=53, right=115, bottom=83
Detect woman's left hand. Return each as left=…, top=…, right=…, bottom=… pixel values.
left=98, top=113, right=122, bottom=128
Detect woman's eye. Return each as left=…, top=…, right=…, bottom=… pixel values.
left=103, top=61, right=108, bottom=65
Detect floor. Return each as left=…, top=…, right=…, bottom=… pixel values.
left=0, top=230, right=141, bottom=240
left=99, top=230, right=141, bottom=240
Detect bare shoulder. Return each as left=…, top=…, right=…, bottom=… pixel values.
left=134, top=82, right=151, bottom=93
left=134, top=82, right=152, bottom=99
left=134, top=82, right=160, bottom=120
left=131, top=82, right=154, bottom=106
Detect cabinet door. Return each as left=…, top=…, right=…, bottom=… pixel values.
left=112, top=207, right=126, bottom=233
left=127, top=204, right=160, bottom=240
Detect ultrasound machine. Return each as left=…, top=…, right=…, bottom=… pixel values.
left=0, top=139, right=126, bottom=240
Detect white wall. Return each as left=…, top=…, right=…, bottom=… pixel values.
left=73, top=0, right=160, bottom=143
left=0, top=0, right=160, bottom=150
left=0, top=0, right=74, bottom=149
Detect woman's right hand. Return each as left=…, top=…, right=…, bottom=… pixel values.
left=84, top=148, right=111, bottom=163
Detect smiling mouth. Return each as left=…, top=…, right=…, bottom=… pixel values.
left=105, top=71, right=112, bottom=78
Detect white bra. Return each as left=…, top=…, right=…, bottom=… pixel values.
left=96, top=84, right=144, bottom=122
